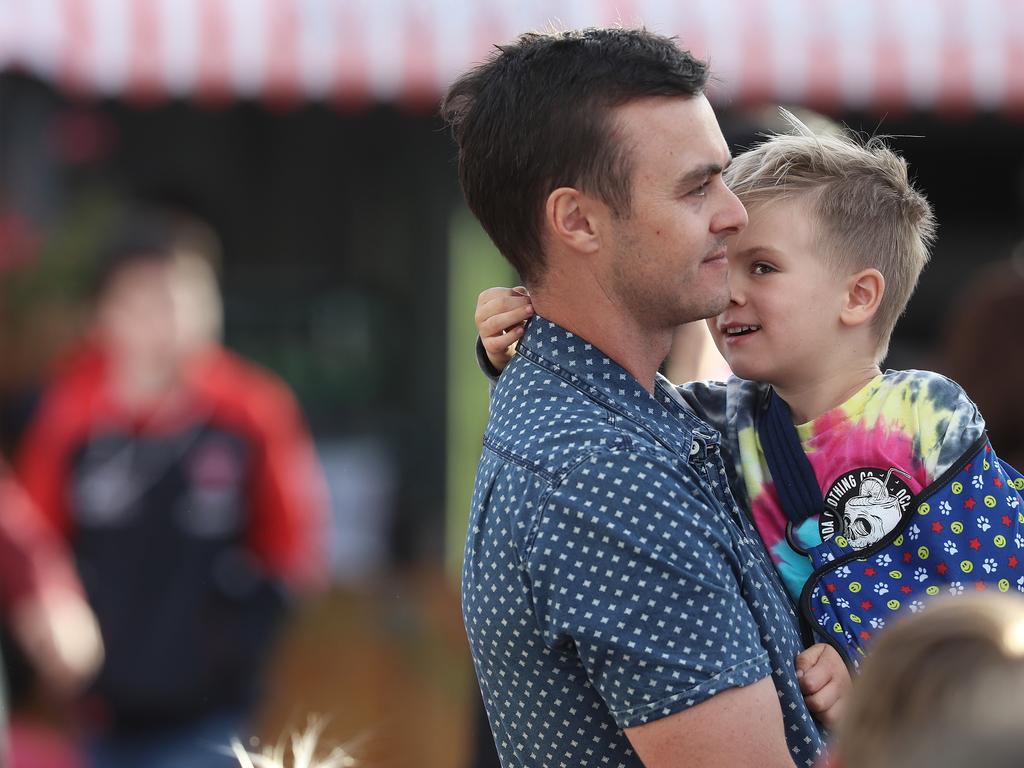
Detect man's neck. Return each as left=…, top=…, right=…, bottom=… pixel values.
left=773, top=362, right=882, bottom=425
left=529, top=284, right=672, bottom=394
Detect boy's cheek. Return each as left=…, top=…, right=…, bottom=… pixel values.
left=705, top=320, right=728, bottom=354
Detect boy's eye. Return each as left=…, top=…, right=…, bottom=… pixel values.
left=691, top=179, right=710, bottom=197
left=752, top=262, right=777, bottom=275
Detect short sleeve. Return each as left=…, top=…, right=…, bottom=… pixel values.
left=914, top=372, right=986, bottom=479
left=524, top=448, right=772, bottom=728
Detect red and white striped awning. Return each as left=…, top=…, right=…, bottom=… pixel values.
left=1, top=0, right=1023, bottom=113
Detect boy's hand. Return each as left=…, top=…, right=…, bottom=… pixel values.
left=795, top=643, right=851, bottom=731
left=475, top=286, right=534, bottom=372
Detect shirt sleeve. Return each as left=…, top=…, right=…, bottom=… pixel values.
left=0, top=465, right=82, bottom=614
left=243, top=376, right=331, bottom=592
left=14, top=386, right=78, bottom=539
left=476, top=336, right=504, bottom=384
left=524, top=447, right=773, bottom=729
left=915, top=372, right=986, bottom=480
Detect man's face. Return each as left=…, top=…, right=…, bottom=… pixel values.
left=708, top=199, right=849, bottom=388
left=604, top=95, right=748, bottom=330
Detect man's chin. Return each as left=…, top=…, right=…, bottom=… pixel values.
left=699, top=292, right=731, bottom=321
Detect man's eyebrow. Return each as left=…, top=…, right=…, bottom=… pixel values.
left=673, top=162, right=725, bottom=194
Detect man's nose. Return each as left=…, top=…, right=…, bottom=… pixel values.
left=711, top=185, right=748, bottom=236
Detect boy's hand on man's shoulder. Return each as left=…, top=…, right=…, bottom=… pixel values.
left=475, top=286, right=534, bottom=373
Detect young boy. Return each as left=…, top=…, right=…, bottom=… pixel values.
left=474, top=117, right=1024, bottom=727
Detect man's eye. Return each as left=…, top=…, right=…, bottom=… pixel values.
left=691, top=180, right=710, bottom=197
left=752, top=262, right=776, bottom=275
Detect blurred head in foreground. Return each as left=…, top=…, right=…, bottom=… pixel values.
left=834, top=592, right=1024, bottom=768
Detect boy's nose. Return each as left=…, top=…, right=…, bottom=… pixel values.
left=727, top=271, right=746, bottom=305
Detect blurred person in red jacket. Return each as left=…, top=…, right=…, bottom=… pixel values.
left=14, top=209, right=330, bottom=768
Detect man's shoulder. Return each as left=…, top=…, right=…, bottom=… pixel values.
left=486, top=360, right=632, bottom=471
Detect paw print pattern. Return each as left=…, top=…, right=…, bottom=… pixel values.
left=807, top=439, right=1024, bottom=666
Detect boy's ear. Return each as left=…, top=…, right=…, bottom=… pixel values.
left=545, top=187, right=602, bottom=256
left=840, top=268, right=885, bottom=328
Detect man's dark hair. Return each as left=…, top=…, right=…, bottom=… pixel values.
left=441, top=27, right=708, bottom=284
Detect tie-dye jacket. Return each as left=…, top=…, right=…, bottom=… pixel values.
left=677, top=370, right=1024, bottom=666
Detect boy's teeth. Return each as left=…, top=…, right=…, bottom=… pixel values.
left=727, top=325, right=761, bottom=335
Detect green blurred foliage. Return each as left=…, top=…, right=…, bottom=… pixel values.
left=445, top=208, right=513, bottom=579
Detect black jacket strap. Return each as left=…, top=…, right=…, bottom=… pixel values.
left=757, top=388, right=824, bottom=527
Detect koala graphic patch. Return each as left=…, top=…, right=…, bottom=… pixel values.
left=820, top=467, right=914, bottom=549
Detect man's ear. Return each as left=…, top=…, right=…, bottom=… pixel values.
left=840, top=268, right=885, bottom=328
left=544, top=187, right=602, bottom=256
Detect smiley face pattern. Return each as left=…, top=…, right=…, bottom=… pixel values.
left=803, top=441, right=1024, bottom=665
left=466, top=317, right=824, bottom=767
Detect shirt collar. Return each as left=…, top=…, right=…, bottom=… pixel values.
left=515, top=315, right=709, bottom=450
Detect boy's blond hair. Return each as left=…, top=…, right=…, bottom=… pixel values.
left=835, top=593, right=1024, bottom=768
left=725, top=111, right=936, bottom=360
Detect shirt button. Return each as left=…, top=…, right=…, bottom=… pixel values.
left=690, top=440, right=701, bottom=456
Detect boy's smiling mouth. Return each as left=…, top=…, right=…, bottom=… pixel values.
left=719, top=322, right=762, bottom=340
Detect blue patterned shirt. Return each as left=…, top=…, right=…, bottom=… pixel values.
left=463, top=317, right=824, bottom=767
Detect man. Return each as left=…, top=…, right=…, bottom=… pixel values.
left=443, top=28, right=823, bottom=767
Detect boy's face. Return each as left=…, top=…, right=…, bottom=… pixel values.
left=707, top=198, right=849, bottom=389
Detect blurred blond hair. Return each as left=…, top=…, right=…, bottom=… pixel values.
left=231, top=718, right=356, bottom=768
left=835, top=592, right=1024, bottom=768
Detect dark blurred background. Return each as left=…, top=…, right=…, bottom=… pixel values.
left=0, top=2, right=1022, bottom=766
